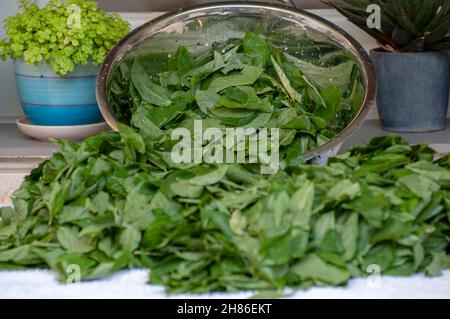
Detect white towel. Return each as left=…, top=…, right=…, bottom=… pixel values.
left=0, top=268, right=449, bottom=299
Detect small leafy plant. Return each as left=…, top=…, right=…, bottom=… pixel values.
left=326, top=0, right=450, bottom=52
left=0, top=0, right=130, bottom=75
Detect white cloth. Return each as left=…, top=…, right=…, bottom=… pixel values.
left=0, top=268, right=449, bottom=299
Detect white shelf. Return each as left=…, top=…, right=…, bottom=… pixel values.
left=0, top=119, right=449, bottom=173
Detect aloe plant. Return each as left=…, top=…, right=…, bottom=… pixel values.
left=325, top=0, right=450, bottom=52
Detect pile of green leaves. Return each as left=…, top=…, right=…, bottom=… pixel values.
left=108, top=32, right=363, bottom=156
left=0, top=0, right=130, bottom=75
left=0, top=131, right=449, bottom=294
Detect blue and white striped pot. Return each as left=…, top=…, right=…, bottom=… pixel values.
left=14, top=59, right=103, bottom=126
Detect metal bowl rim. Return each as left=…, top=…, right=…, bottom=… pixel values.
left=96, top=1, right=376, bottom=160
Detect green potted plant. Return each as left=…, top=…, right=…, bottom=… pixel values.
left=326, top=0, right=450, bottom=132
left=0, top=0, right=130, bottom=126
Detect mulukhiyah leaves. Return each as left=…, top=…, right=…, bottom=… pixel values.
left=0, top=134, right=449, bottom=293
left=0, top=33, right=448, bottom=294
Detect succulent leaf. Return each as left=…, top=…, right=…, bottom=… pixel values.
left=326, top=0, right=450, bottom=52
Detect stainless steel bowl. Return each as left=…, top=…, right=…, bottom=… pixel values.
left=96, top=2, right=375, bottom=161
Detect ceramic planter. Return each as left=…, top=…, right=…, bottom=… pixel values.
left=14, top=59, right=103, bottom=126
left=371, top=50, right=449, bottom=132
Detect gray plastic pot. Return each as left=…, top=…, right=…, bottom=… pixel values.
left=371, top=50, right=449, bottom=132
